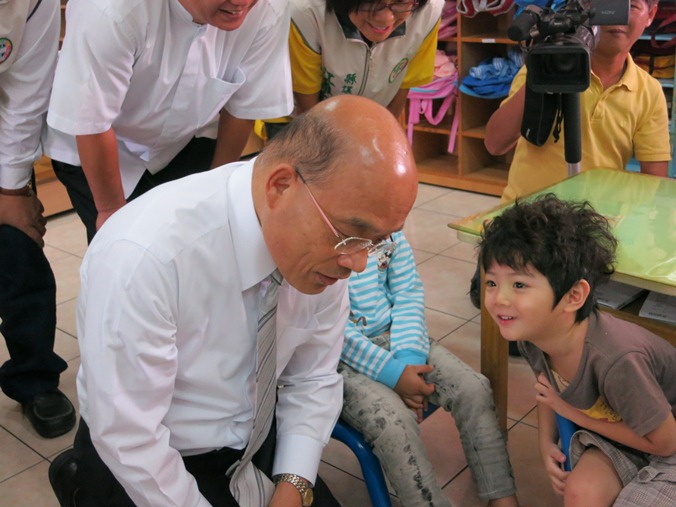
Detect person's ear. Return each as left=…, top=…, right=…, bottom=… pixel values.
left=264, top=164, right=296, bottom=209
left=647, top=2, right=658, bottom=27
left=564, top=279, right=591, bottom=313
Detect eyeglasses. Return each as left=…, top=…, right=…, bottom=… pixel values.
left=295, top=169, right=395, bottom=257
left=358, top=1, right=419, bottom=14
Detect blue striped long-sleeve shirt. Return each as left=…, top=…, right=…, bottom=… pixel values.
left=342, top=231, right=430, bottom=389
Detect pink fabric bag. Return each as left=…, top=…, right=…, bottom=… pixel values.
left=407, top=74, right=459, bottom=153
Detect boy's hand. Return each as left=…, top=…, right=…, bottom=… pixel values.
left=535, top=373, right=570, bottom=416
left=394, top=364, right=435, bottom=422
left=540, top=441, right=569, bottom=495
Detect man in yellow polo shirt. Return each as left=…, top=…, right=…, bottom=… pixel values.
left=485, top=0, right=670, bottom=203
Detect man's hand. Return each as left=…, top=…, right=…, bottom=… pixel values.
left=269, top=481, right=303, bottom=507
left=394, top=364, right=435, bottom=422
left=0, top=193, right=47, bottom=246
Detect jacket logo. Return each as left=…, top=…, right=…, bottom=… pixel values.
left=389, top=58, right=409, bottom=83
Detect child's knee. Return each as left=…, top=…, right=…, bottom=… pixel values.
left=453, top=373, right=492, bottom=405
left=564, top=473, right=608, bottom=507
left=564, top=449, right=622, bottom=507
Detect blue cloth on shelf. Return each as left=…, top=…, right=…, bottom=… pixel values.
left=459, top=48, right=523, bottom=99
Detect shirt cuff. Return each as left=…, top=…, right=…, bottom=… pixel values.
left=272, top=433, right=325, bottom=484
left=393, top=350, right=427, bottom=366
left=376, top=357, right=407, bottom=390
left=0, top=166, right=33, bottom=189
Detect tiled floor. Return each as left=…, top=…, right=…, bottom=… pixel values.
left=0, top=184, right=564, bottom=507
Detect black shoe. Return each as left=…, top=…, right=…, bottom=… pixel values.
left=22, top=389, right=76, bottom=438
left=49, top=449, right=79, bottom=507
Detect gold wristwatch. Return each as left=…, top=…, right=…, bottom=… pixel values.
left=273, top=473, right=314, bottom=506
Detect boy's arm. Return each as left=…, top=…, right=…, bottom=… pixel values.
left=536, top=373, right=676, bottom=457
left=342, top=319, right=434, bottom=422
left=342, top=319, right=400, bottom=385
left=537, top=402, right=569, bottom=496
left=387, top=235, right=430, bottom=364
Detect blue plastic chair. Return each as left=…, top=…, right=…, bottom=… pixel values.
left=331, top=418, right=393, bottom=507
left=556, top=413, right=580, bottom=472
left=330, top=404, right=439, bottom=507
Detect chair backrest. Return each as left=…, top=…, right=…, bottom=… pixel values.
left=555, top=413, right=579, bottom=472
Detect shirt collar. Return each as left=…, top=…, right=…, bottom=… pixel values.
left=171, top=0, right=208, bottom=29
left=591, top=55, right=638, bottom=93
left=618, top=54, right=639, bottom=92
left=227, top=159, right=277, bottom=291
left=336, top=10, right=407, bottom=42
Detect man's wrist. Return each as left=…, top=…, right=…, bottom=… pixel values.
left=272, top=473, right=314, bottom=506
left=0, top=182, right=34, bottom=196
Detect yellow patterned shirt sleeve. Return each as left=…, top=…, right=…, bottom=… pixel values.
left=290, top=21, right=323, bottom=95
left=401, top=18, right=441, bottom=89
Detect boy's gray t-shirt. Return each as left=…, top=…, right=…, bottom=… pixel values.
left=519, top=312, right=676, bottom=437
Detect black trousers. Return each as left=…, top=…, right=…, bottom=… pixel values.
left=0, top=176, right=67, bottom=403
left=72, top=419, right=341, bottom=507
left=52, top=137, right=217, bottom=243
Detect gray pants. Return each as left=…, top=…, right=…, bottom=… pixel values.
left=339, top=338, right=516, bottom=507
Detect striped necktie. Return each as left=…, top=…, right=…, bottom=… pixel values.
left=229, top=269, right=282, bottom=506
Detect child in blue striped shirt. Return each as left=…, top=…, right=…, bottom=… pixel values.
left=339, top=230, right=521, bottom=507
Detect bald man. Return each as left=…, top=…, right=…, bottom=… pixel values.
left=48, top=95, right=419, bottom=507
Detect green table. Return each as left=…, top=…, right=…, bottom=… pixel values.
left=449, top=169, right=676, bottom=427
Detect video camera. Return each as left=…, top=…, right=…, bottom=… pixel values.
left=508, top=0, right=629, bottom=93
left=507, top=0, right=629, bottom=158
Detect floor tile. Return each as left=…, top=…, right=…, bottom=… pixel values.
left=53, top=329, right=80, bottom=363
left=0, top=427, right=43, bottom=482
left=411, top=248, right=435, bottom=265
left=425, top=308, right=467, bottom=341
left=417, top=256, right=480, bottom=321
left=418, top=190, right=500, bottom=218
left=0, top=461, right=60, bottom=507
left=403, top=208, right=460, bottom=254
left=414, top=184, right=452, bottom=208
left=439, top=240, right=478, bottom=263
left=50, top=254, right=82, bottom=305
left=507, top=424, right=564, bottom=507
left=56, top=298, right=78, bottom=339
left=44, top=213, right=87, bottom=256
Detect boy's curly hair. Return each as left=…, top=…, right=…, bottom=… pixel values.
left=478, top=194, right=617, bottom=322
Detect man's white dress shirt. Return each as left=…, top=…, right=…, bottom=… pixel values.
left=45, top=0, right=293, bottom=196
left=77, top=159, right=348, bottom=507
left=0, top=0, right=59, bottom=189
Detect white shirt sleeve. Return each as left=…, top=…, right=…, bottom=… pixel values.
left=223, top=0, right=294, bottom=119
left=46, top=1, right=137, bottom=136
left=0, top=0, right=59, bottom=188
left=78, top=241, right=212, bottom=507
left=273, top=284, right=349, bottom=483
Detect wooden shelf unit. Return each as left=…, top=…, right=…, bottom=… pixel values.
left=409, top=7, right=517, bottom=196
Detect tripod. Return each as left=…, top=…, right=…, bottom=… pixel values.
left=521, top=86, right=583, bottom=176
